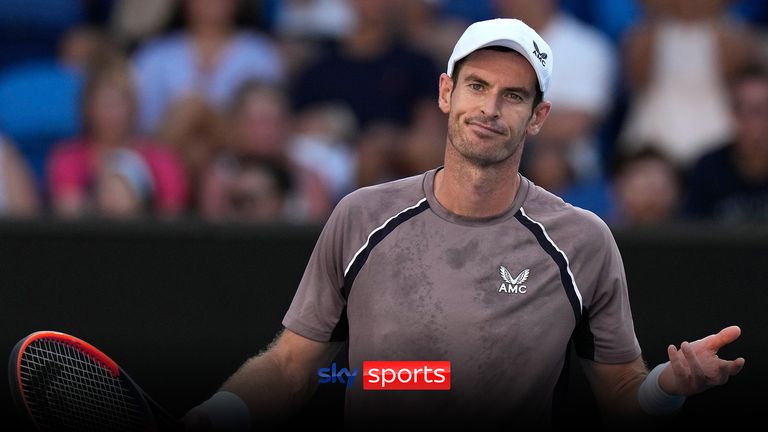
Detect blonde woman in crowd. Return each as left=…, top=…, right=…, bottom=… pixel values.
left=47, top=57, right=188, bottom=218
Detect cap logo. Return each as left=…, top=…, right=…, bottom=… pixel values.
left=532, top=40, right=548, bottom=67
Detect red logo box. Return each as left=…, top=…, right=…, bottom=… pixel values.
left=362, top=361, right=451, bottom=390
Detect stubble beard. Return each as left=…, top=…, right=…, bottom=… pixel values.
left=447, top=115, right=524, bottom=168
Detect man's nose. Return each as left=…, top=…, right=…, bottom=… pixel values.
left=480, top=93, right=501, bottom=119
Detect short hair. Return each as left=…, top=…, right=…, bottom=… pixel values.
left=730, top=63, right=768, bottom=87
left=450, top=46, right=543, bottom=111
left=236, top=155, right=294, bottom=196
left=611, top=147, right=677, bottom=179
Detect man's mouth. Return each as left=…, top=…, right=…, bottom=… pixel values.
left=467, top=121, right=505, bottom=135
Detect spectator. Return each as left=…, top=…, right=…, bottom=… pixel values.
left=273, top=0, right=355, bottom=40
left=291, top=0, right=441, bottom=187
left=218, top=156, right=294, bottom=223
left=354, top=122, right=404, bottom=186
left=620, top=0, right=758, bottom=166
left=0, top=25, right=111, bottom=183
left=397, top=102, right=447, bottom=181
left=522, top=141, right=574, bottom=194
left=59, top=26, right=115, bottom=73
left=291, top=0, right=437, bottom=129
left=522, top=141, right=614, bottom=220
left=0, top=135, right=39, bottom=217
left=495, top=0, right=616, bottom=181
left=613, top=148, right=681, bottom=226
left=272, top=0, right=355, bottom=84
left=200, top=81, right=331, bottom=222
left=94, top=148, right=156, bottom=219
left=686, top=65, right=768, bottom=222
left=353, top=101, right=447, bottom=188
left=399, top=0, right=468, bottom=69
left=133, top=0, right=283, bottom=133
left=48, top=57, right=188, bottom=218
left=158, top=96, right=227, bottom=210
left=109, top=0, right=176, bottom=51
left=290, top=103, right=358, bottom=202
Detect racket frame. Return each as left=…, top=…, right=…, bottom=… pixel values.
left=8, top=330, right=157, bottom=431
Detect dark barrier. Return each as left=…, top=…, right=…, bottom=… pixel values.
left=1, top=220, right=766, bottom=429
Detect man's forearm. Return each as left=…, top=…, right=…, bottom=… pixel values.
left=591, top=360, right=686, bottom=421
left=582, top=357, right=649, bottom=418
left=598, top=369, right=649, bottom=417
left=219, top=351, right=316, bottom=422
left=185, top=330, right=341, bottom=429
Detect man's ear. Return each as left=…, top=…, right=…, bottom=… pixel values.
left=526, top=100, right=552, bottom=136
left=438, top=73, right=453, bottom=114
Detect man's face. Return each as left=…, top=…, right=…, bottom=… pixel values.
left=87, top=81, right=134, bottom=141
left=185, top=0, right=238, bottom=27
left=732, top=78, right=768, bottom=150
left=234, top=91, right=290, bottom=157
left=438, top=49, right=550, bottom=167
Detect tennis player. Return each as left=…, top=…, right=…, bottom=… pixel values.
left=187, top=19, right=745, bottom=430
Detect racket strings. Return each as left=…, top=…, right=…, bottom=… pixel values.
left=19, top=339, right=149, bottom=431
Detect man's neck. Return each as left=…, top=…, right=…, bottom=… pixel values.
left=434, top=150, right=522, bottom=218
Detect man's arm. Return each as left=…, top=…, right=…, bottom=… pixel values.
left=581, top=326, right=745, bottom=420
left=186, top=329, right=343, bottom=428
left=580, top=355, right=648, bottom=418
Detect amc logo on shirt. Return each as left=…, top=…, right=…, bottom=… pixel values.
left=362, top=361, right=451, bottom=390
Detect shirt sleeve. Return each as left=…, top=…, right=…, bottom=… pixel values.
left=573, top=216, right=642, bottom=364
left=282, top=196, right=350, bottom=342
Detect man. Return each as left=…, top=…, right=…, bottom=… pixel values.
left=686, top=65, right=768, bottom=221
left=187, top=19, right=744, bottom=430
left=291, top=0, right=437, bottom=128
left=290, top=0, right=439, bottom=187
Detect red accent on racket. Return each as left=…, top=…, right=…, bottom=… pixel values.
left=8, top=331, right=179, bottom=431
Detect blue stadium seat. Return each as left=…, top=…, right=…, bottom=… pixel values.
left=0, top=61, right=82, bottom=184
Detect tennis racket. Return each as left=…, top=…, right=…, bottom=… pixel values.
left=9, top=330, right=181, bottom=431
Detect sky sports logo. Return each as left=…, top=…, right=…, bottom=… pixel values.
left=318, top=361, right=451, bottom=390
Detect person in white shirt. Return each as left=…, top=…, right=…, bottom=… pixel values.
left=495, top=0, right=616, bottom=181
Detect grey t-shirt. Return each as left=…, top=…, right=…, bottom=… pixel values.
left=283, top=168, right=641, bottom=427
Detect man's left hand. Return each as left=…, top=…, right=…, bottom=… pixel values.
left=659, top=325, right=745, bottom=396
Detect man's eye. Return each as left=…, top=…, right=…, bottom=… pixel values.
left=469, top=83, right=483, bottom=91
left=505, top=93, right=523, bottom=102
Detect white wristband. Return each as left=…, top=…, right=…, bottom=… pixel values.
left=638, top=362, right=686, bottom=415
left=187, top=391, right=250, bottom=431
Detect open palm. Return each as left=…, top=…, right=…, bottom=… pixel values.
left=660, top=326, right=745, bottom=396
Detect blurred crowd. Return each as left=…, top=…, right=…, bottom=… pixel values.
left=0, top=0, right=766, bottom=225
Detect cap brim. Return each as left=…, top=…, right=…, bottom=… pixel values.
left=448, top=39, right=546, bottom=93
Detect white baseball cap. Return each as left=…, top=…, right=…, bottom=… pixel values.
left=446, top=18, right=553, bottom=95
